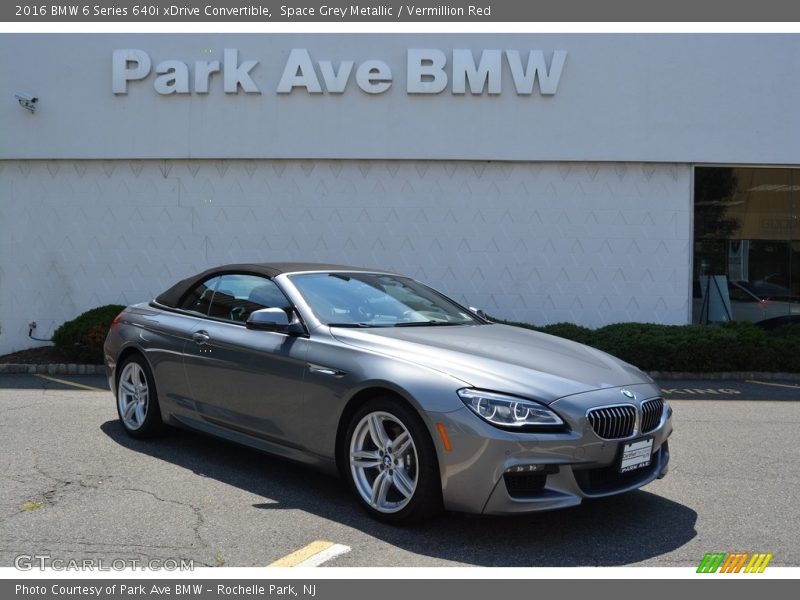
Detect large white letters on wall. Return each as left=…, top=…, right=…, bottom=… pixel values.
left=113, top=48, right=567, bottom=97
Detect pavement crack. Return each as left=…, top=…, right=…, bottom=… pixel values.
left=29, top=463, right=67, bottom=510
left=118, top=487, right=208, bottom=549
left=6, top=463, right=113, bottom=516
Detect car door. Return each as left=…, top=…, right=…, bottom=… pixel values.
left=181, top=273, right=310, bottom=446
left=137, top=308, right=207, bottom=420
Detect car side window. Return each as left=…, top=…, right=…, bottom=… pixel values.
left=178, top=276, right=223, bottom=315
left=206, top=274, right=292, bottom=323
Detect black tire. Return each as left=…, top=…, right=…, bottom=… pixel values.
left=115, top=354, right=165, bottom=439
left=343, top=397, right=442, bottom=524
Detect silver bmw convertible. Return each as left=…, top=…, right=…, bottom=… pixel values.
left=104, top=262, right=673, bottom=523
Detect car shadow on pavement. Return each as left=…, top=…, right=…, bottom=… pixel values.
left=100, top=420, right=697, bottom=567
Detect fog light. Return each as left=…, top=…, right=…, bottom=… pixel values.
left=503, top=465, right=558, bottom=498
left=505, top=464, right=557, bottom=474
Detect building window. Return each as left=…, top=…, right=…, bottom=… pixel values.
left=693, top=167, right=799, bottom=325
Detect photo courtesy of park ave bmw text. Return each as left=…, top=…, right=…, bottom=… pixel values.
left=1, top=33, right=800, bottom=352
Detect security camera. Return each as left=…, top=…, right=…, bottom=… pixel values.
left=15, top=92, right=38, bottom=113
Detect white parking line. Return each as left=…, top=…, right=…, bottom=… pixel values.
left=745, top=379, right=800, bottom=390
left=35, top=374, right=106, bottom=392
left=267, top=540, right=351, bottom=567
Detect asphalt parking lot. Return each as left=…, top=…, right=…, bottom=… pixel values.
left=1, top=373, right=799, bottom=568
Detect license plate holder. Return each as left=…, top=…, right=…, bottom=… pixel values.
left=619, top=437, right=654, bottom=473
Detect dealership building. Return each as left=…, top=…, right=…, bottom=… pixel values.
left=1, top=33, right=799, bottom=355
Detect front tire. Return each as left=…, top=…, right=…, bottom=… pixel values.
left=344, top=398, right=442, bottom=524
left=116, top=355, right=165, bottom=438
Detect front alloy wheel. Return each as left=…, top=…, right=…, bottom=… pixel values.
left=350, top=411, right=419, bottom=513
left=344, top=399, right=441, bottom=523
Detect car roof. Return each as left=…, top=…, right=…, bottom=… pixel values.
left=154, top=262, right=396, bottom=308
left=239, top=262, right=395, bottom=276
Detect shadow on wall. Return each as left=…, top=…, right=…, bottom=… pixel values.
left=100, top=420, right=697, bottom=567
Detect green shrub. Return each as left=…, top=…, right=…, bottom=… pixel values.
left=52, top=305, right=126, bottom=364
left=590, top=321, right=767, bottom=372
left=492, top=315, right=800, bottom=372
left=539, top=322, right=595, bottom=345
left=768, top=323, right=800, bottom=338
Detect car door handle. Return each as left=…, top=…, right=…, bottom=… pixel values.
left=192, top=331, right=210, bottom=344
left=308, top=363, right=347, bottom=378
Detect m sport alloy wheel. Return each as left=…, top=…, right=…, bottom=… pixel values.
left=116, top=355, right=164, bottom=438
left=345, top=398, right=442, bottom=523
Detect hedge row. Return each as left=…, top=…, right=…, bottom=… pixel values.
left=495, top=319, right=800, bottom=373
left=52, top=305, right=126, bottom=364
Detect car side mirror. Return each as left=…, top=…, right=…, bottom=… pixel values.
left=246, top=308, right=290, bottom=332
left=469, top=306, right=487, bottom=319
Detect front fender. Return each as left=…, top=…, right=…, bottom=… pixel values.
left=301, top=335, right=466, bottom=462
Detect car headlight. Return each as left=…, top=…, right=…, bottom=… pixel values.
left=457, top=389, right=564, bottom=430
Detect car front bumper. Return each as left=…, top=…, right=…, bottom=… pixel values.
left=429, top=383, right=673, bottom=515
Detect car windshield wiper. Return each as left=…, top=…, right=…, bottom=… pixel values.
left=394, top=321, right=466, bottom=327
left=328, top=322, right=395, bottom=328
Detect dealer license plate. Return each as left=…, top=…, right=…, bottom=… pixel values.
left=619, top=438, right=654, bottom=473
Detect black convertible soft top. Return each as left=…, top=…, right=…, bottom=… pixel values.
left=154, top=262, right=394, bottom=308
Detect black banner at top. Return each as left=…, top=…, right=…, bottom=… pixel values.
left=4, top=0, right=800, bottom=22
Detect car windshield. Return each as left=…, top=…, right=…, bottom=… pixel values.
left=289, top=272, right=481, bottom=327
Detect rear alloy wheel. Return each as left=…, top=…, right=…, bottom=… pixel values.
left=116, top=355, right=164, bottom=438
left=345, top=399, right=441, bottom=523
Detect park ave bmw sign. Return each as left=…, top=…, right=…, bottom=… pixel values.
left=112, top=48, right=567, bottom=96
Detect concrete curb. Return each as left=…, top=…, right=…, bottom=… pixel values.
left=0, top=363, right=105, bottom=375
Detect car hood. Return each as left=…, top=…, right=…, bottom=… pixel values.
left=330, top=323, right=651, bottom=403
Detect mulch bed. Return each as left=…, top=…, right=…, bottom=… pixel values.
left=0, top=346, right=102, bottom=365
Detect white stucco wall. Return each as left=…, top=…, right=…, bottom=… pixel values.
left=2, top=34, right=800, bottom=164
left=0, top=159, right=691, bottom=355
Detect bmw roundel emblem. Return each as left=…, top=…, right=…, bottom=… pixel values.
left=621, top=389, right=636, bottom=400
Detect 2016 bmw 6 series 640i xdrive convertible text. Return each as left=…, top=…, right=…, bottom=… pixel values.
left=105, top=263, right=673, bottom=523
